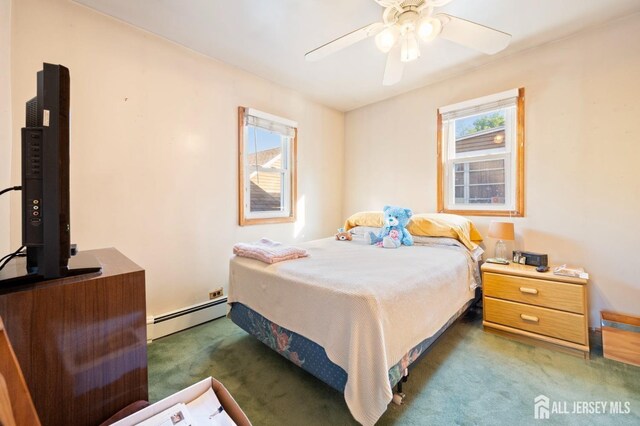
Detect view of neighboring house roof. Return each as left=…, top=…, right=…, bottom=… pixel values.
left=250, top=181, right=281, bottom=211
left=249, top=147, right=281, bottom=168
left=456, top=127, right=505, bottom=153
left=248, top=148, right=283, bottom=212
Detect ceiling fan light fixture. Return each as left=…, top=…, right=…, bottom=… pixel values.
left=375, top=27, right=398, bottom=53
left=400, top=31, right=420, bottom=62
left=417, top=17, right=442, bottom=42
left=304, top=0, right=512, bottom=86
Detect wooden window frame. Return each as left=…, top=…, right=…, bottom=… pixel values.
left=238, top=106, right=297, bottom=226
left=437, top=88, right=525, bottom=217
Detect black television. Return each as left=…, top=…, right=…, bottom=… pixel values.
left=17, top=63, right=100, bottom=280
left=21, top=63, right=71, bottom=278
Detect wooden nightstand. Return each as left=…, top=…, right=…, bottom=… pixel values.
left=481, top=262, right=590, bottom=358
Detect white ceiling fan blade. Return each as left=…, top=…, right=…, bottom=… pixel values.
left=383, top=44, right=404, bottom=86
left=374, top=0, right=403, bottom=8
left=437, top=13, right=511, bottom=55
left=428, top=0, right=454, bottom=7
left=305, top=22, right=384, bottom=62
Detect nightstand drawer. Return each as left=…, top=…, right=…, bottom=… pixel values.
left=484, top=272, right=585, bottom=314
left=484, top=297, right=587, bottom=345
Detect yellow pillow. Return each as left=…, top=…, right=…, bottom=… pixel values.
left=407, top=213, right=483, bottom=250
left=343, top=211, right=384, bottom=231
left=344, top=211, right=482, bottom=250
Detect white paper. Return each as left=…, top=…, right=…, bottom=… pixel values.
left=553, top=264, right=589, bottom=279
left=135, top=403, right=193, bottom=426
left=187, top=388, right=237, bottom=426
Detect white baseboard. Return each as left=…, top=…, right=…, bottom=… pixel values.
left=146, top=297, right=227, bottom=342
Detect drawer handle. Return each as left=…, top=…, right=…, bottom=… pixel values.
left=520, top=314, right=539, bottom=323
left=519, top=287, right=539, bottom=295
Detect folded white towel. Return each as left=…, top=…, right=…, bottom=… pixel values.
left=233, top=238, right=309, bottom=264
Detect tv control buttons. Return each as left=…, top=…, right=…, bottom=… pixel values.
left=32, top=211, right=39, bottom=216
left=33, top=199, right=39, bottom=204
left=33, top=205, right=39, bottom=210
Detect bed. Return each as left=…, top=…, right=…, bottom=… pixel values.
left=228, top=227, right=482, bottom=425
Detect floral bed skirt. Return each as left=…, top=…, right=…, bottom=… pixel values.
left=228, top=298, right=475, bottom=393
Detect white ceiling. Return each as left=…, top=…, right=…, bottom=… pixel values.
left=74, top=0, right=640, bottom=111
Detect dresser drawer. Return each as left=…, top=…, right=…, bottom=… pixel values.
left=484, top=297, right=587, bottom=345
left=484, top=272, right=585, bottom=314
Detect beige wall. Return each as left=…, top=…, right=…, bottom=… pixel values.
left=345, top=14, right=640, bottom=327
left=10, top=0, right=344, bottom=315
left=0, top=0, right=11, bottom=254
left=8, top=0, right=638, bottom=327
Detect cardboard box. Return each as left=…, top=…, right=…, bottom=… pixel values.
left=111, top=377, right=251, bottom=426
left=601, top=311, right=640, bottom=367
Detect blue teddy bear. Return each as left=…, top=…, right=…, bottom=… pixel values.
left=365, top=205, right=414, bottom=248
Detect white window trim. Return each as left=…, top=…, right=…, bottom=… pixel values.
left=244, top=132, right=292, bottom=220
left=439, top=88, right=519, bottom=115
left=438, top=88, right=524, bottom=216
left=239, top=107, right=297, bottom=225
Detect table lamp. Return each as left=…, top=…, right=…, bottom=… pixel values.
left=487, top=221, right=515, bottom=264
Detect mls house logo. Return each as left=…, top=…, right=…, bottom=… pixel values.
left=535, top=395, right=550, bottom=419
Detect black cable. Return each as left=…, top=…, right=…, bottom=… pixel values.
left=0, top=187, right=25, bottom=271
left=0, top=187, right=24, bottom=270
left=0, top=186, right=22, bottom=196
left=0, top=246, right=25, bottom=269
left=0, top=246, right=24, bottom=264
left=0, top=246, right=26, bottom=271
left=0, top=250, right=26, bottom=263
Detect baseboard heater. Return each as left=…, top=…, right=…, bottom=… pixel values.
left=147, top=297, right=228, bottom=342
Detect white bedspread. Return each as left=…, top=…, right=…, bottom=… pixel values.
left=228, top=237, right=477, bottom=425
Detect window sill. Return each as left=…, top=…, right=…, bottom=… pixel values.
left=239, top=215, right=296, bottom=226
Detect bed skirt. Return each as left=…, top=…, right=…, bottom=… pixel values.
left=228, top=297, right=476, bottom=393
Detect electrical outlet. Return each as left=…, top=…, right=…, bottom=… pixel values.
left=209, top=287, right=224, bottom=299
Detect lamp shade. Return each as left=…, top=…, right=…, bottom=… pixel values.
left=488, top=221, right=515, bottom=241
left=375, top=27, right=398, bottom=53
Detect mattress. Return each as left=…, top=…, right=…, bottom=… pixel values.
left=228, top=298, right=475, bottom=392
left=228, top=236, right=479, bottom=425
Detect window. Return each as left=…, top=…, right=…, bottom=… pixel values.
left=238, top=107, right=297, bottom=225
left=437, top=88, right=525, bottom=216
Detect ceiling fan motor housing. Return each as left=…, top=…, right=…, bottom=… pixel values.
left=383, top=1, right=428, bottom=26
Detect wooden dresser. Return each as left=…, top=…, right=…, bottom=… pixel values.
left=482, top=262, right=589, bottom=358
left=0, top=316, right=40, bottom=426
left=0, top=248, right=148, bottom=426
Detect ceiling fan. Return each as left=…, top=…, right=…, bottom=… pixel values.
left=305, top=0, right=512, bottom=86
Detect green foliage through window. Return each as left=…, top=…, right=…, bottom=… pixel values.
left=459, top=112, right=505, bottom=137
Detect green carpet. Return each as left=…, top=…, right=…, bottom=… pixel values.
left=147, top=308, right=640, bottom=425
